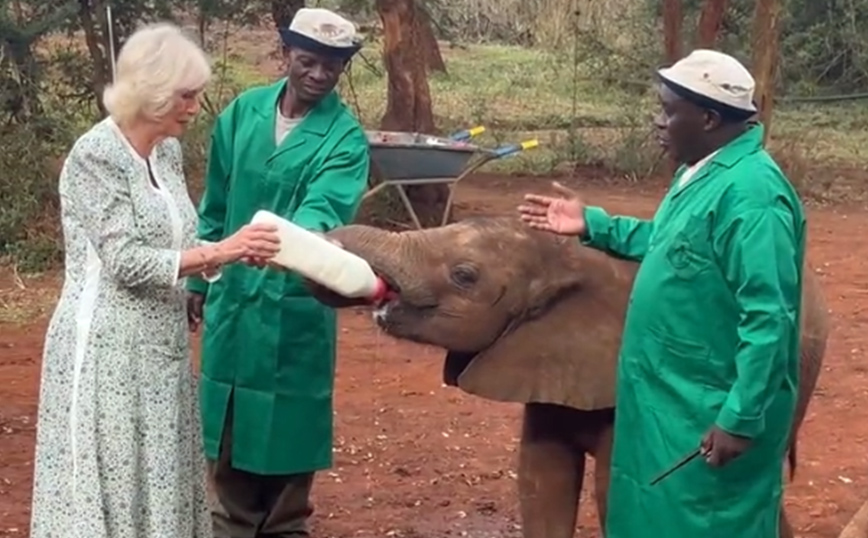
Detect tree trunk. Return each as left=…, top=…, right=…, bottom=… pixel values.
left=661, top=0, right=684, bottom=176
left=11, top=0, right=23, bottom=22
left=662, top=0, right=683, bottom=65
left=78, top=0, right=110, bottom=116
left=416, top=4, right=446, bottom=73
left=751, top=0, right=782, bottom=144
left=6, top=41, right=43, bottom=119
left=696, top=0, right=728, bottom=48
left=377, top=0, right=435, bottom=140
left=271, top=0, right=305, bottom=31
left=376, top=0, right=448, bottom=228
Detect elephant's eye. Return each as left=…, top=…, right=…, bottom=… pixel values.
left=450, top=264, right=479, bottom=288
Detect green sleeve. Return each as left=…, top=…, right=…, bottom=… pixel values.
left=291, top=128, right=370, bottom=232
left=187, top=101, right=237, bottom=295
left=580, top=206, right=653, bottom=262
left=712, top=201, right=802, bottom=439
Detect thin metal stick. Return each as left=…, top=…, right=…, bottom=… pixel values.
left=649, top=447, right=702, bottom=486
left=106, top=4, right=116, bottom=83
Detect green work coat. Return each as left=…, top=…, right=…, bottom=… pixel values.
left=188, top=79, right=370, bottom=475
left=586, top=125, right=806, bottom=537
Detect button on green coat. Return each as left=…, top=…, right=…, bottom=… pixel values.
left=584, top=125, right=806, bottom=537
left=188, top=80, right=370, bottom=475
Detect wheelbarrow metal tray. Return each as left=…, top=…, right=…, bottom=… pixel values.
left=366, top=130, right=488, bottom=181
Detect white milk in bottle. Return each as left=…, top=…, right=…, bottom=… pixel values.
left=249, top=210, right=388, bottom=301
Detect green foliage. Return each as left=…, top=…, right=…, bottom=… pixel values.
left=332, top=40, right=868, bottom=177
left=781, top=0, right=868, bottom=92
left=0, top=0, right=264, bottom=272
left=0, top=0, right=76, bottom=40
left=0, top=0, right=77, bottom=121
left=0, top=116, right=74, bottom=272
left=3, top=0, right=868, bottom=272
left=384, top=0, right=868, bottom=95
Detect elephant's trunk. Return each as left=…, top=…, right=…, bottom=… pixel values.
left=326, top=224, right=429, bottom=300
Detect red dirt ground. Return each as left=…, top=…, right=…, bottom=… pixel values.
left=2, top=173, right=868, bottom=537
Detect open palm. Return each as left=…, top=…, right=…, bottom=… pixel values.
left=517, top=181, right=586, bottom=236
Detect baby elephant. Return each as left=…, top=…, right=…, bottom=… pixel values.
left=315, top=216, right=830, bottom=538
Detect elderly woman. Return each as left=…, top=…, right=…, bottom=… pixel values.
left=29, top=23, right=280, bottom=538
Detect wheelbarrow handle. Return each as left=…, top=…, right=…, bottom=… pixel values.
left=492, top=139, right=540, bottom=158
left=449, top=125, right=486, bottom=142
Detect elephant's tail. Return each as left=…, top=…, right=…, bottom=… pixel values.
left=787, top=438, right=797, bottom=481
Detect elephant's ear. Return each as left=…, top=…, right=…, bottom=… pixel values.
left=452, top=252, right=636, bottom=411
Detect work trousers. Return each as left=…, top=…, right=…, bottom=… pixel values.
left=208, top=404, right=316, bottom=538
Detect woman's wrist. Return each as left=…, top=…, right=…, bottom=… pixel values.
left=200, top=244, right=224, bottom=272
left=179, top=245, right=224, bottom=279
left=186, top=245, right=221, bottom=275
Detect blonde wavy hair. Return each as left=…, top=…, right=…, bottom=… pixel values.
left=103, top=23, right=212, bottom=124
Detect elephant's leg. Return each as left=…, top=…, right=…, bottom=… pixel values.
left=589, top=423, right=614, bottom=537
left=518, top=403, right=585, bottom=538
left=779, top=504, right=794, bottom=538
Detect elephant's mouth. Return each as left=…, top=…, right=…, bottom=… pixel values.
left=371, top=291, right=439, bottom=332
left=368, top=269, right=441, bottom=342
left=369, top=268, right=402, bottom=308
left=371, top=293, right=399, bottom=326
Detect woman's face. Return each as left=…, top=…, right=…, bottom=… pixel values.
left=159, top=87, right=204, bottom=137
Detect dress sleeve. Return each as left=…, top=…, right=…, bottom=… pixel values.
left=62, top=137, right=180, bottom=289
left=290, top=127, right=370, bottom=232
left=163, top=137, right=222, bottom=285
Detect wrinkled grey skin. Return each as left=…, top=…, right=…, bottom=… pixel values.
left=319, top=216, right=830, bottom=538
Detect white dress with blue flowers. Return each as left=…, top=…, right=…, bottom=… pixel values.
left=29, top=117, right=212, bottom=538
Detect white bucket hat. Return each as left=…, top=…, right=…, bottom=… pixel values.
left=658, top=49, right=757, bottom=117
left=279, top=7, right=362, bottom=61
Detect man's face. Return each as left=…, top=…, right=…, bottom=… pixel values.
left=285, top=48, right=346, bottom=103
left=653, top=83, right=717, bottom=165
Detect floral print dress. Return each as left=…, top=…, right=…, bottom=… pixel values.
left=29, top=117, right=212, bottom=538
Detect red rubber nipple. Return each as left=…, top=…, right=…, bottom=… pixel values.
left=369, top=276, right=389, bottom=303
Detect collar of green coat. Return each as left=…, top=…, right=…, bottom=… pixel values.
left=709, top=122, right=765, bottom=168
left=670, top=122, right=765, bottom=193
left=253, top=78, right=343, bottom=137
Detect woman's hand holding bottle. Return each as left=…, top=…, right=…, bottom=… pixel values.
left=212, top=223, right=281, bottom=266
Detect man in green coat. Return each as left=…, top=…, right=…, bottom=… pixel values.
left=518, top=49, right=806, bottom=537
left=186, top=8, right=370, bottom=537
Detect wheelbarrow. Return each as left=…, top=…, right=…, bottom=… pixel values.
left=363, top=126, right=539, bottom=229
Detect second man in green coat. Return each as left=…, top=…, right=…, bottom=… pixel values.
left=187, top=8, right=370, bottom=537
left=518, top=49, right=806, bottom=537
